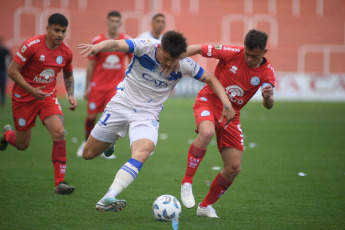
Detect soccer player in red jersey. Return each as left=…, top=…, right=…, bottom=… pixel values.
left=0, top=13, right=77, bottom=194
left=180, top=29, right=276, bottom=217
left=76, top=11, right=132, bottom=159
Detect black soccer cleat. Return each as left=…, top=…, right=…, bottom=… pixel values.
left=54, top=181, right=75, bottom=195
left=0, top=125, right=13, bottom=151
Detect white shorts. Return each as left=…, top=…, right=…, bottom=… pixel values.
left=90, top=95, right=160, bottom=146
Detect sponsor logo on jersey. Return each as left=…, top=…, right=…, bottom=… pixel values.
left=250, top=76, right=260, bottom=86
left=223, top=47, right=240, bottom=52
left=18, top=118, right=26, bottom=127
left=142, top=73, right=168, bottom=87
left=230, top=65, right=238, bottom=74
left=27, top=39, right=40, bottom=47
left=21, top=45, right=27, bottom=53
left=33, top=69, right=55, bottom=83
left=39, top=55, right=45, bottom=61
left=201, top=110, right=210, bottom=116
left=16, top=52, right=26, bottom=62
left=207, top=45, right=212, bottom=56
left=214, top=45, right=222, bottom=50
left=56, top=56, right=63, bottom=64
left=103, top=55, right=122, bottom=70
left=225, top=85, right=244, bottom=104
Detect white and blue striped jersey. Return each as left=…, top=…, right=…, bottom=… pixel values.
left=114, top=38, right=204, bottom=112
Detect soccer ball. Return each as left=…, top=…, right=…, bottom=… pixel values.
left=152, top=194, right=181, bottom=221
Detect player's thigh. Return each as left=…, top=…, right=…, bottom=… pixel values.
left=44, top=114, right=65, bottom=141
left=83, top=135, right=112, bottom=159
left=15, top=129, right=32, bottom=150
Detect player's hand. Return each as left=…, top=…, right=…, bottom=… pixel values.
left=31, top=85, right=48, bottom=100
left=160, top=58, right=180, bottom=76
left=68, top=95, right=77, bottom=111
left=219, top=103, right=235, bottom=127
left=78, top=44, right=98, bottom=57
left=262, top=84, right=274, bottom=98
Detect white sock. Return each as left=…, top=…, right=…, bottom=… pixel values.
left=104, top=158, right=143, bottom=198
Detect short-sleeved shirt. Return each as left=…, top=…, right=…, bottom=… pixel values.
left=199, top=44, right=276, bottom=115
left=113, top=38, right=204, bottom=113
left=89, top=33, right=132, bottom=92
left=12, top=34, right=73, bottom=102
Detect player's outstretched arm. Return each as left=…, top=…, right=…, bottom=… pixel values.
left=199, top=70, right=235, bottom=126
left=63, top=70, right=77, bottom=111
left=8, top=61, right=48, bottom=100
left=78, top=40, right=130, bottom=57
left=182, top=45, right=202, bottom=58
left=262, top=84, right=274, bottom=109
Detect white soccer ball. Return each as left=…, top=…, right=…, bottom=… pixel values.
left=152, top=194, right=181, bottom=221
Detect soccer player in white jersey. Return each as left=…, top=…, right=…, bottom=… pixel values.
left=78, top=31, right=236, bottom=213
left=137, top=13, right=165, bottom=41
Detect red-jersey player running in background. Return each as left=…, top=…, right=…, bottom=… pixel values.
left=76, top=11, right=132, bottom=159
left=0, top=13, right=77, bottom=194
left=180, top=29, right=276, bottom=218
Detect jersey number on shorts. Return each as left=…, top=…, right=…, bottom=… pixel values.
left=99, top=110, right=110, bottom=126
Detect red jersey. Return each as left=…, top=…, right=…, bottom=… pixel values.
left=200, top=44, right=276, bottom=113
left=89, top=33, right=132, bottom=92
left=13, top=34, right=73, bottom=102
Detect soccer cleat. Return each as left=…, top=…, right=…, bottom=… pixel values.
left=196, top=203, right=220, bottom=218
left=96, top=197, right=126, bottom=212
left=100, top=153, right=116, bottom=159
left=76, top=141, right=86, bottom=157
left=0, top=125, right=13, bottom=151
left=181, top=182, right=195, bottom=208
left=103, top=142, right=115, bottom=158
left=54, top=181, right=75, bottom=195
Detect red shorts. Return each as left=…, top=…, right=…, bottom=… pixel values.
left=12, top=96, right=63, bottom=131
left=193, top=97, right=244, bottom=152
left=87, top=89, right=116, bottom=114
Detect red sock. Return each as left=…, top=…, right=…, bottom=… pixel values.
left=4, top=130, right=16, bottom=147
left=85, top=117, right=96, bottom=140
left=182, top=143, right=206, bottom=185
left=200, top=172, right=233, bottom=207
left=52, top=140, right=67, bottom=186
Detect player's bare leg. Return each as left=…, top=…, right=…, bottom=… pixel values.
left=44, top=115, right=75, bottom=194
left=82, top=135, right=112, bottom=160
left=181, top=120, right=215, bottom=208
left=77, top=112, right=97, bottom=157
left=13, top=129, right=31, bottom=150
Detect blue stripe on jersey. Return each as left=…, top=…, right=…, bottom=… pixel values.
left=125, top=39, right=135, bottom=53
left=125, top=56, right=136, bottom=76
left=121, top=165, right=137, bottom=179
left=194, top=67, right=204, bottom=80
left=136, top=54, right=157, bottom=71
left=167, top=71, right=182, bottom=81
left=128, top=158, right=143, bottom=171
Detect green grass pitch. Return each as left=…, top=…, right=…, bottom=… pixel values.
left=0, top=98, right=345, bottom=229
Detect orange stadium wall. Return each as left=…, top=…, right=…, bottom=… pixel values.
left=1, top=0, right=345, bottom=100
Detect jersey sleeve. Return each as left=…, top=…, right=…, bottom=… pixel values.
left=180, top=57, right=204, bottom=80
left=13, top=41, right=34, bottom=67
left=125, top=38, right=155, bottom=56
left=201, top=44, right=241, bottom=61
left=63, top=50, right=73, bottom=73
left=262, top=63, right=276, bottom=87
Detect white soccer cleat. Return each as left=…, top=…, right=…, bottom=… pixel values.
left=76, top=141, right=86, bottom=157
left=100, top=153, right=116, bottom=159
left=181, top=182, right=195, bottom=208
left=196, top=203, right=220, bottom=218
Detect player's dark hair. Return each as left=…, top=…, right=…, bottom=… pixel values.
left=48, top=13, right=68, bottom=27
left=108, top=11, right=121, bottom=19
left=161, top=30, right=187, bottom=59
left=152, top=13, right=165, bottom=20
left=244, top=29, right=268, bottom=50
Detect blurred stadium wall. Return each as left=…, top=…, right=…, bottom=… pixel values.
left=1, top=0, right=345, bottom=101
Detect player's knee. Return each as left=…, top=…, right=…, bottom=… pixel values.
left=82, top=147, right=94, bottom=160
left=16, top=142, right=30, bottom=150
left=225, top=164, right=241, bottom=177
left=52, top=128, right=65, bottom=140
left=198, top=128, right=215, bottom=143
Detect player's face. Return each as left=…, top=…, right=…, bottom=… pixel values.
left=107, top=16, right=122, bottom=34
left=244, top=47, right=267, bottom=68
left=46, top=24, right=67, bottom=46
left=152, top=16, right=166, bottom=34
left=157, top=46, right=177, bottom=68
